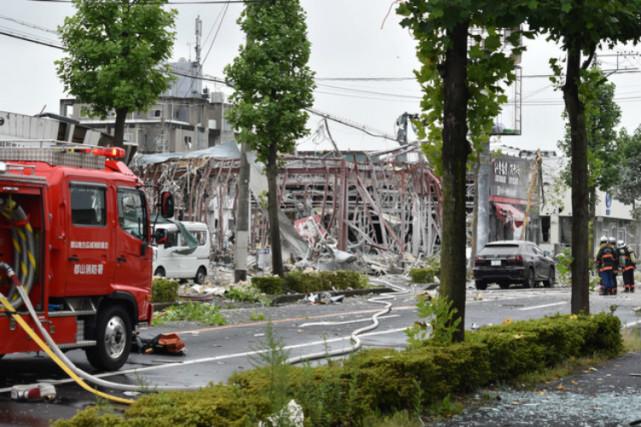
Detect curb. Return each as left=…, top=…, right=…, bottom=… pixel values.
left=152, top=286, right=396, bottom=311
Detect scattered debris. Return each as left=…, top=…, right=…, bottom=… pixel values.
left=259, top=399, right=304, bottom=427
left=134, top=333, right=186, bottom=355
left=11, top=384, right=56, bottom=402
left=305, top=292, right=344, bottom=305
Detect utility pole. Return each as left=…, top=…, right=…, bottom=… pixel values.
left=234, top=142, right=250, bottom=282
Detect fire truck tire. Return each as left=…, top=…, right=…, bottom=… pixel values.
left=86, top=305, right=132, bottom=371
left=195, top=267, right=206, bottom=285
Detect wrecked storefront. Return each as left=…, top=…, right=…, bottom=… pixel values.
left=132, top=143, right=443, bottom=268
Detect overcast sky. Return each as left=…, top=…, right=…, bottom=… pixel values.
left=2, top=0, right=641, bottom=154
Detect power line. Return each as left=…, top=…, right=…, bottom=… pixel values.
left=30, top=0, right=271, bottom=4
left=0, top=15, right=57, bottom=34
left=0, top=28, right=63, bottom=49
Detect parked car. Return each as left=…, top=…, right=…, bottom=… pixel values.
left=473, top=240, right=555, bottom=290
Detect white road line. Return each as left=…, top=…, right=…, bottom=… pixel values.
left=517, top=302, right=566, bottom=311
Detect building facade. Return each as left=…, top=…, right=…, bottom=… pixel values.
left=58, top=60, right=236, bottom=154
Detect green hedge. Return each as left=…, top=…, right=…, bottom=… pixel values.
left=284, top=270, right=369, bottom=293
left=52, top=313, right=622, bottom=426
left=151, top=278, right=179, bottom=303
left=409, top=257, right=440, bottom=283
left=251, top=276, right=284, bottom=295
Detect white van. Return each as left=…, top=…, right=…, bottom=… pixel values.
left=152, top=221, right=211, bottom=284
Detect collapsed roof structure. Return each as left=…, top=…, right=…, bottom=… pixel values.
left=132, top=142, right=444, bottom=264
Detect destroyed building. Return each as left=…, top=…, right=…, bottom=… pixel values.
left=131, top=143, right=443, bottom=263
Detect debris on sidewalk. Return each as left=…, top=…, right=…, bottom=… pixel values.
left=305, top=292, right=344, bottom=305
left=259, top=399, right=304, bottom=427
left=11, top=383, right=56, bottom=402
left=134, top=333, right=186, bottom=355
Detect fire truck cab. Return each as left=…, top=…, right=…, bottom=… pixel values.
left=0, top=141, right=172, bottom=371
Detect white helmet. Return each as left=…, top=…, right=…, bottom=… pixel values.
left=609, top=237, right=617, bottom=245
left=617, top=240, right=625, bottom=249
left=600, top=235, right=608, bottom=244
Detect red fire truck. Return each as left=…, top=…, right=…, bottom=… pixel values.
left=0, top=141, right=173, bottom=371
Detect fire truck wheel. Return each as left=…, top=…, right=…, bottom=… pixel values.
left=195, top=267, right=207, bottom=285
left=86, top=305, right=132, bottom=371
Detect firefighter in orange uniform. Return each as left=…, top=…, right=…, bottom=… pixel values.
left=595, top=236, right=616, bottom=295
left=618, top=240, right=636, bottom=293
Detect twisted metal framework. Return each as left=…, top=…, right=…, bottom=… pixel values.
left=133, top=153, right=443, bottom=258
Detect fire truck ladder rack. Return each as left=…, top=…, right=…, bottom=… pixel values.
left=0, top=139, right=121, bottom=170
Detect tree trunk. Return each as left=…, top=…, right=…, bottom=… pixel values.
left=235, top=142, right=250, bottom=282
left=266, top=141, right=284, bottom=277
left=440, top=20, right=470, bottom=342
left=113, top=107, right=128, bottom=148
left=588, top=184, right=596, bottom=272
left=563, top=44, right=590, bottom=315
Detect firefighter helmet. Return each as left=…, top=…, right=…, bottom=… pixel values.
left=618, top=240, right=625, bottom=249
left=600, top=235, right=608, bottom=244
left=609, top=237, right=617, bottom=245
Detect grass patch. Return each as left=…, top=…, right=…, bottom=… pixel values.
left=152, top=302, right=226, bottom=326
left=508, top=353, right=611, bottom=390
left=622, top=327, right=641, bottom=352
left=225, top=283, right=271, bottom=306
left=250, top=311, right=266, bottom=321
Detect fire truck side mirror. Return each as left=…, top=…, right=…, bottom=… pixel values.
left=154, top=229, right=168, bottom=245
left=160, top=192, right=175, bottom=218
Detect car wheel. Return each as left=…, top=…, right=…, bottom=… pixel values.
left=523, top=268, right=535, bottom=288
left=154, top=267, right=165, bottom=277
left=499, top=282, right=510, bottom=289
left=543, top=267, right=555, bottom=287
left=475, top=280, right=487, bottom=290
left=85, top=304, right=132, bottom=371
left=195, top=267, right=207, bottom=285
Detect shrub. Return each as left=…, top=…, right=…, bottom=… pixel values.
left=151, top=278, right=179, bottom=303
left=284, top=270, right=368, bottom=293
left=251, top=276, right=284, bottom=295
left=225, top=283, right=271, bottom=305
left=409, top=257, right=440, bottom=283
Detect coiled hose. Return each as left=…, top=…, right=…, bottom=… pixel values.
left=0, top=263, right=134, bottom=405
left=0, top=197, right=36, bottom=309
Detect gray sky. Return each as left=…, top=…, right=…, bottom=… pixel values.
left=1, top=0, right=641, bottom=154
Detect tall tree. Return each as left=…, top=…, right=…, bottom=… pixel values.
left=615, top=126, right=641, bottom=210
left=528, top=0, right=641, bottom=315
left=56, top=0, right=177, bottom=159
left=225, top=0, right=315, bottom=277
left=397, top=1, right=529, bottom=341
left=557, top=67, right=622, bottom=257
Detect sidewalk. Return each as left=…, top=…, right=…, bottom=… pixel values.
left=431, top=350, right=641, bottom=426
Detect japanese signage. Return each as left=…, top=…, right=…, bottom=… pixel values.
left=490, top=155, right=537, bottom=204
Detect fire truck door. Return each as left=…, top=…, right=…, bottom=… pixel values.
left=114, top=186, right=152, bottom=292
left=66, top=182, right=113, bottom=295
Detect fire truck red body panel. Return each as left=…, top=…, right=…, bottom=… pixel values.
left=0, top=146, right=156, bottom=370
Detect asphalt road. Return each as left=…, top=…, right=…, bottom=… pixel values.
left=1, top=279, right=640, bottom=426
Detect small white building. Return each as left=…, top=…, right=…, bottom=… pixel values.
left=538, top=154, right=639, bottom=257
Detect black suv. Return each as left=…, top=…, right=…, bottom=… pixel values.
left=473, top=240, right=555, bottom=290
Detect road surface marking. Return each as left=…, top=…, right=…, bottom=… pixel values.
left=517, top=302, right=565, bottom=311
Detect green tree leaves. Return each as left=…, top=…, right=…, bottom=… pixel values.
left=56, top=0, right=177, bottom=149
